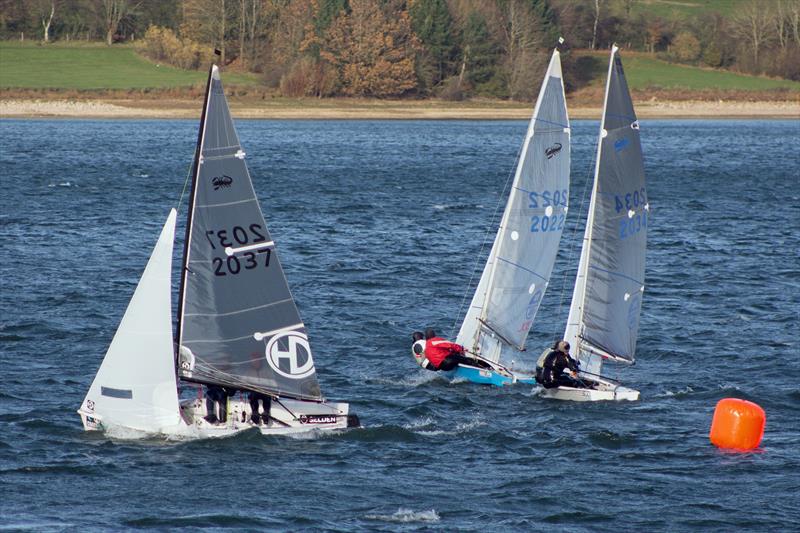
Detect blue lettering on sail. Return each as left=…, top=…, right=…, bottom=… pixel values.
left=614, top=138, right=630, bottom=152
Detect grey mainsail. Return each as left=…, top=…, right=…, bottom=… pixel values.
left=457, top=49, right=570, bottom=365
left=177, top=65, right=322, bottom=401
left=564, top=46, right=647, bottom=373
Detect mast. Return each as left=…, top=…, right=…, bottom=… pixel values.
left=175, top=60, right=216, bottom=356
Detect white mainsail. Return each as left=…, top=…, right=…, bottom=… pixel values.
left=564, top=45, right=647, bottom=376
left=78, top=209, right=181, bottom=432
left=457, top=49, right=570, bottom=366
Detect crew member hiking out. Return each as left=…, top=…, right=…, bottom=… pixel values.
left=535, top=340, right=592, bottom=389
left=411, top=328, right=493, bottom=372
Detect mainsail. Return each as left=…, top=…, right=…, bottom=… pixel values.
left=177, top=66, right=322, bottom=401
left=79, top=210, right=181, bottom=432
left=564, top=46, right=647, bottom=374
left=457, top=49, right=570, bottom=365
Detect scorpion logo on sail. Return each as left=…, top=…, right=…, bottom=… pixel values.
left=545, top=143, right=562, bottom=159
left=212, top=175, right=233, bottom=190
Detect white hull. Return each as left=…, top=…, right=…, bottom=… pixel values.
left=539, top=376, right=639, bottom=402
left=78, top=397, right=357, bottom=437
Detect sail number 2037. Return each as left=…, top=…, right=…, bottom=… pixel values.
left=205, top=224, right=272, bottom=276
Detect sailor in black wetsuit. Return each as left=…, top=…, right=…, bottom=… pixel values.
left=536, top=341, right=588, bottom=389
left=204, top=385, right=235, bottom=424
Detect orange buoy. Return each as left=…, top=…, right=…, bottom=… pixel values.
left=709, top=398, right=766, bottom=450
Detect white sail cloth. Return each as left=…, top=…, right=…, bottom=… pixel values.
left=79, top=210, right=181, bottom=432
left=457, top=49, right=570, bottom=365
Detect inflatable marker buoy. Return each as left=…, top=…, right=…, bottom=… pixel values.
left=709, top=398, right=765, bottom=451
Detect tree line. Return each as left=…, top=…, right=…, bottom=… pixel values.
left=2, top=0, right=798, bottom=99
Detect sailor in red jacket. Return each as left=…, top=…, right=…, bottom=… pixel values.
left=411, top=329, right=493, bottom=372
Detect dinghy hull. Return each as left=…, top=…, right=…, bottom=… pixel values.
left=539, top=377, right=639, bottom=402
left=447, top=364, right=536, bottom=387
left=78, top=397, right=358, bottom=437
left=179, top=397, right=358, bottom=436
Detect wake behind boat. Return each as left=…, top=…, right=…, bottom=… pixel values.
left=78, top=61, right=358, bottom=437
left=541, top=45, right=648, bottom=402
left=411, top=46, right=570, bottom=386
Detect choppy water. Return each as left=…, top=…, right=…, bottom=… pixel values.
left=1, top=118, right=798, bottom=531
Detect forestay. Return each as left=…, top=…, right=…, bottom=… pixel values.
left=457, top=49, right=570, bottom=364
left=177, top=66, right=322, bottom=401
left=79, top=210, right=181, bottom=432
left=564, top=46, right=647, bottom=373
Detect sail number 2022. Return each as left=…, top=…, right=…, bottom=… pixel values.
left=205, top=224, right=272, bottom=276
left=529, top=189, right=567, bottom=233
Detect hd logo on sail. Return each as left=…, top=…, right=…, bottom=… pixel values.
left=260, top=330, right=315, bottom=379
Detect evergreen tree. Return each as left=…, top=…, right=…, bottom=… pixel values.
left=410, top=0, right=455, bottom=90
left=460, top=11, right=502, bottom=96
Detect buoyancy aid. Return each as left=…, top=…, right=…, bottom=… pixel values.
left=424, top=337, right=465, bottom=369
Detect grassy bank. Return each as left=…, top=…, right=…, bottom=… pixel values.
left=0, top=41, right=257, bottom=89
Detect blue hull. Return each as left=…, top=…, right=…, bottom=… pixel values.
left=446, top=364, right=536, bottom=387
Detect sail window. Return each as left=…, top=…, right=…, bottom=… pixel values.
left=101, top=387, right=133, bottom=399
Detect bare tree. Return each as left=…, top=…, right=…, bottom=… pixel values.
left=591, top=0, right=602, bottom=50
left=730, top=0, right=775, bottom=68
left=786, top=0, right=800, bottom=45
left=100, top=0, right=139, bottom=45
left=498, top=0, right=548, bottom=100
left=39, top=1, right=56, bottom=43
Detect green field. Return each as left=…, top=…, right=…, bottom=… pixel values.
left=0, top=41, right=257, bottom=89
left=625, top=0, right=751, bottom=19
left=625, top=55, right=800, bottom=91
left=575, top=52, right=800, bottom=92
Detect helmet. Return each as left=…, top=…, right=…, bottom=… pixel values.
left=556, top=340, right=570, bottom=352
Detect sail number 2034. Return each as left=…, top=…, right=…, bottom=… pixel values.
left=204, top=224, right=272, bottom=276
left=615, top=188, right=647, bottom=240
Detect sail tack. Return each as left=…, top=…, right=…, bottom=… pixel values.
left=178, top=66, right=322, bottom=401
left=79, top=210, right=181, bottom=432
left=564, top=46, right=647, bottom=365
left=457, top=49, right=570, bottom=364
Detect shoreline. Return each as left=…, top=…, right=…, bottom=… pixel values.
left=1, top=98, right=798, bottom=119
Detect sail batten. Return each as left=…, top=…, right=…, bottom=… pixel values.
left=457, top=48, right=570, bottom=365
left=177, top=65, right=322, bottom=401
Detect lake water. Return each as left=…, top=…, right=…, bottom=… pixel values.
left=1, top=118, right=798, bottom=531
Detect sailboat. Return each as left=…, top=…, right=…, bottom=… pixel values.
left=542, top=45, right=647, bottom=401
left=441, top=47, right=570, bottom=386
left=78, top=62, right=358, bottom=436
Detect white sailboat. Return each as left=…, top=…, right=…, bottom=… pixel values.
left=441, top=47, right=570, bottom=386
left=78, top=63, right=358, bottom=436
left=542, top=45, right=647, bottom=401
